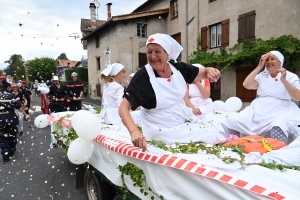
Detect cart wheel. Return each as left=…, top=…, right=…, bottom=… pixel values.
left=84, top=169, right=116, bottom=200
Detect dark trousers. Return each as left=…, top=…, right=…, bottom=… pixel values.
left=52, top=104, right=68, bottom=113
left=0, top=115, right=18, bottom=157
left=69, top=100, right=82, bottom=111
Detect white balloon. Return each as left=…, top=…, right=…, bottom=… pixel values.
left=71, top=110, right=101, bottom=141
left=67, top=138, right=94, bottom=165
left=225, top=97, right=243, bottom=112
left=34, top=114, right=49, bottom=128
left=213, top=100, right=225, bottom=112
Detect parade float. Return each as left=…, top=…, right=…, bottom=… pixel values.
left=34, top=98, right=300, bottom=200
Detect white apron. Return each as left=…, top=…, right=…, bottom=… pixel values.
left=141, top=64, right=225, bottom=144
left=222, top=72, right=300, bottom=143
left=189, top=82, right=214, bottom=117
left=99, top=82, right=123, bottom=125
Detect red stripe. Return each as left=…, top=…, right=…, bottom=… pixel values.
left=267, top=192, right=285, bottom=200
left=174, top=159, right=188, bottom=168
left=184, top=162, right=197, bottom=171
left=194, top=167, right=206, bottom=175
left=234, top=180, right=248, bottom=187
left=250, top=185, right=266, bottom=194
left=116, top=143, right=126, bottom=152
left=126, top=147, right=136, bottom=156
left=144, top=154, right=151, bottom=161
left=138, top=153, right=145, bottom=159
left=123, top=146, right=132, bottom=154
left=165, top=156, right=178, bottom=166
left=150, top=156, right=158, bottom=162
left=132, top=152, right=138, bottom=158
left=157, top=155, right=169, bottom=164
left=219, top=175, right=232, bottom=182
left=206, top=171, right=219, bottom=178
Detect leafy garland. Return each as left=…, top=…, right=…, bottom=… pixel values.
left=148, top=140, right=300, bottom=171
left=118, top=162, right=164, bottom=200
left=188, top=35, right=300, bottom=71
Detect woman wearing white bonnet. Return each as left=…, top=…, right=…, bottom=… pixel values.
left=119, top=33, right=223, bottom=151
left=99, top=63, right=127, bottom=125
left=222, top=50, right=300, bottom=144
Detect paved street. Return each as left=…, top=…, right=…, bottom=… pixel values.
left=0, top=94, right=97, bottom=200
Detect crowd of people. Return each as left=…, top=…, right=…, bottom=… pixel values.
left=0, top=72, right=84, bottom=162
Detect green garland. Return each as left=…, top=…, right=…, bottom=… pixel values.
left=189, top=35, right=300, bottom=71
left=118, top=162, right=164, bottom=200
left=148, top=140, right=300, bottom=171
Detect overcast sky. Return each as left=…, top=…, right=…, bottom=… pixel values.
left=0, top=0, right=146, bottom=70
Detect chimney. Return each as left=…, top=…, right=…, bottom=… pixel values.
left=106, top=3, right=112, bottom=20
left=89, top=3, right=97, bottom=28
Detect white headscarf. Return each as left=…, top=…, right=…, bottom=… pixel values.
left=101, top=63, right=124, bottom=76
left=146, top=33, right=183, bottom=61
left=262, top=50, right=284, bottom=76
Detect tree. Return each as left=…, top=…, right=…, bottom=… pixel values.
left=57, top=52, right=69, bottom=60
left=4, top=54, right=26, bottom=82
left=27, top=57, right=57, bottom=82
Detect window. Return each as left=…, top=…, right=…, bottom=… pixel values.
left=238, top=10, right=256, bottom=43
left=96, top=56, right=100, bottom=70
left=236, top=67, right=257, bottom=102
left=138, top=53, right=147, bottom=68
left=95, top=35, right=99, bottom=48
left=209, top=0, right=216, bottom=2
left=210, top=23, right=222, bottom=48
left=171, top=33, right=181, bottom=62
left=170, top=0, right=178, bottom=20
left=201, top=19, right=229, bottom=50
left=137, top=23, right=147, bottom=38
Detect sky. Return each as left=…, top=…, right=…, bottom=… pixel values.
left=0, top=0, right=146, bottom=70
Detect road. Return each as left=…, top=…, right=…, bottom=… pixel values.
left=0, top=95, right=88, bottom=200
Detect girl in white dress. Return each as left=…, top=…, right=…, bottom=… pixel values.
left=222, top=51, right=300, bottom=144
left=99, top=63, right=126, bottom=125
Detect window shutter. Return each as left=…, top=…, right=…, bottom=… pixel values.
left=238, top=13, right=247, bottom=43
left=247, top=11, right=256, bottom=39
left=201, top=26, right=208, bottom=50
left=236, top=67, right=257, bottom=102
left=221, top=19, right=229, bottom=46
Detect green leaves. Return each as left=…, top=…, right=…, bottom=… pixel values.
left=118, top=162, right=164, bottom=199
left=27, top=57, right=57, bottom=82
left=189, top=35, right=300, bottom=71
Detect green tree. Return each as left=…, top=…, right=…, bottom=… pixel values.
left=57, top=52, right=69, bottom=60
left=4, top=54, right=26, bottom=82
left=27, top=57, right=57, bottom=82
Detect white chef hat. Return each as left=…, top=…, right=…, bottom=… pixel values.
left=101, top=63, right=124, bottom=76
left=270, top=50, right=284, bottom=68
left=146, top=33, right=183, bottom=61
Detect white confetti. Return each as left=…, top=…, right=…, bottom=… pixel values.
left=40, top=153, right=43, bottom=155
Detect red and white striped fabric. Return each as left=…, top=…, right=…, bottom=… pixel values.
left=47, top=114, right=73, bottom=129
left=94, top=135, right=285, bottom=200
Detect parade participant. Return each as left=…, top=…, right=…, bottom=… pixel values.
left=19, top=80, right=33, bottom=114
left=66, top=72, right=84, bottom=111
left=39, top=80, right=47, bottom=88
left=48, top=76, right=69, bottom=112
left=119, top=33, right=224, bottom=151
left=184, top=64, right=214, bottom=118
left=0, top=90, right=22, bottom=162
left=0, top=75, right=7, bottom=91
left=99, top=63, right=127, bottom=125
left=222, top=51, right=300, bottom=144
left=33, top=80, right=40, bottom=96
left=11, top=84, right=30, bottom=135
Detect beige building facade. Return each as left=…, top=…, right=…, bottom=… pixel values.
left=82, top=0, right=300, bottom=103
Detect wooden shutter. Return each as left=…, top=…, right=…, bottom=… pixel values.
left=172, top=33, right=181, bottom=61
left=238, top=10, right=256, bottom=43
left=138, top=53, right=147, bottom=68
left=221, top=19, right=229, bottom=46
left=201, top=26, right=208, bottom=50
left=236, top=67, right=257, bottom=102
left=247, top=11, right=256, bottom=39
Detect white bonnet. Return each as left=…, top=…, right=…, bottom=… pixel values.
left=146, top=33, right=183, bottom=61
left=270, top=51, right=284, bottom=68
left=101, top=63, right=124, bottom=76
